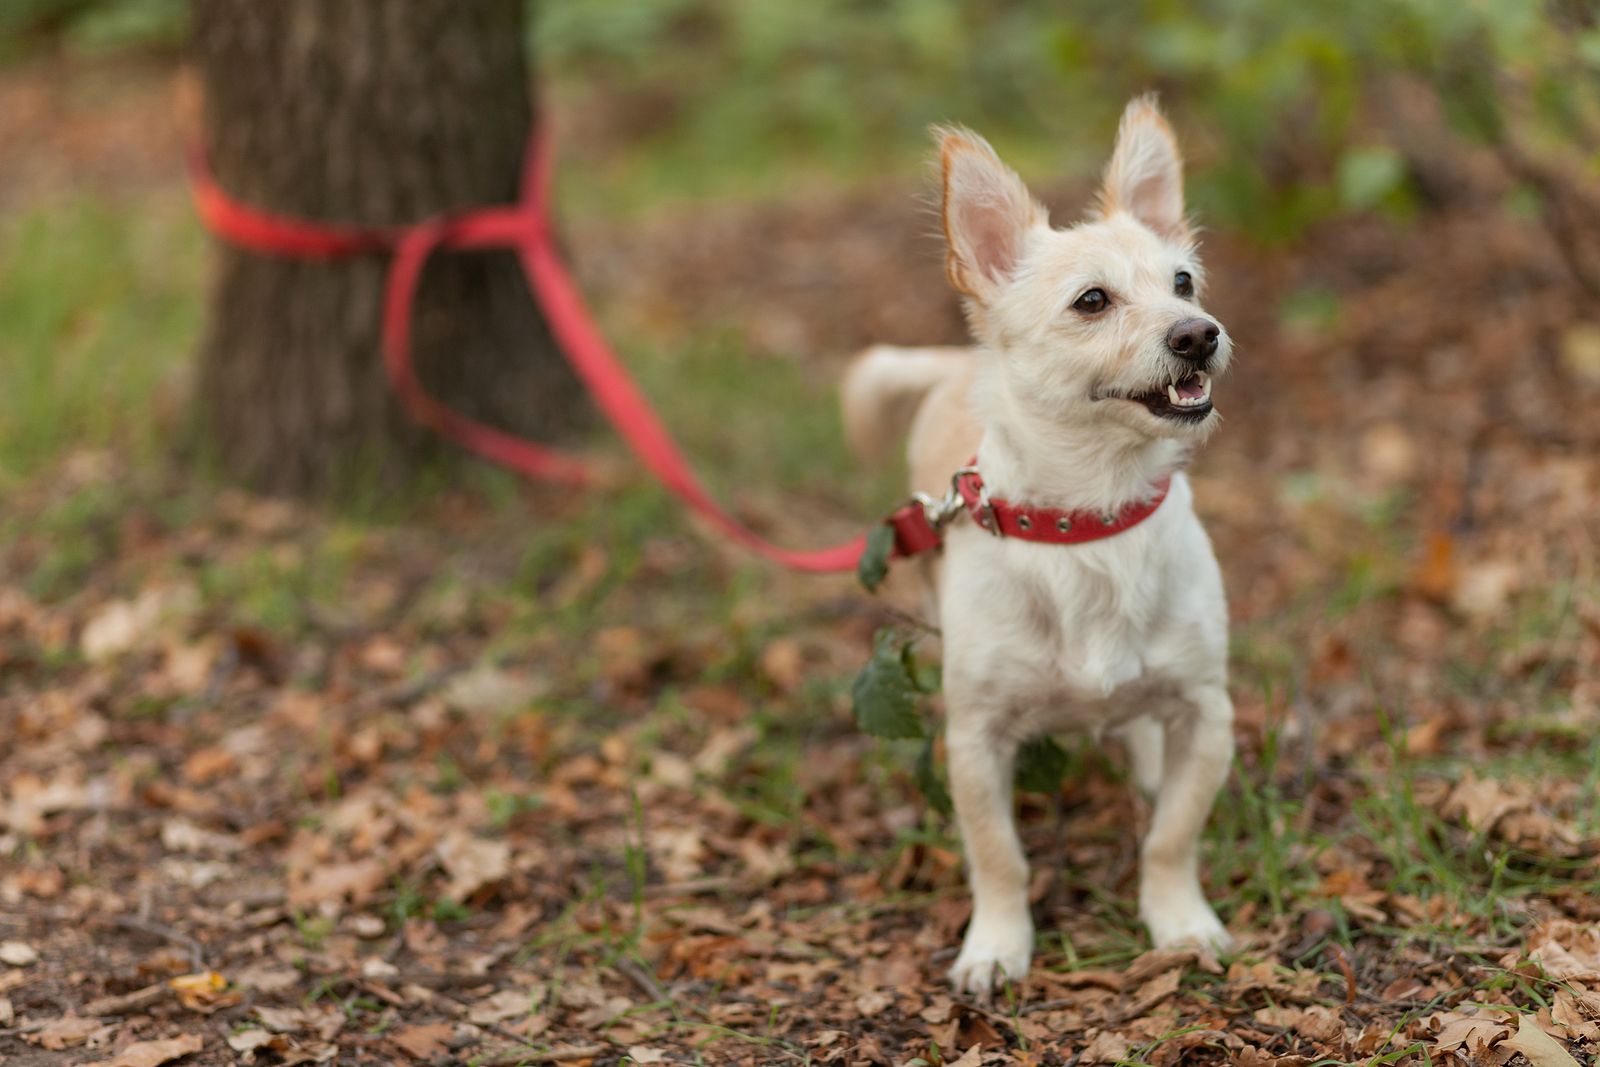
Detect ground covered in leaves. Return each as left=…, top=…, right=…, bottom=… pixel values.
left=4, top=55, right=1600, bottom=1067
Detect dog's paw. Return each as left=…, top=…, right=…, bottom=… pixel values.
left=1143, top=900, right=1232, bottom=954
left=948, top=917, right=1033, bottom=997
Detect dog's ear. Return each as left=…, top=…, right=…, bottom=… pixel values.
left=937, top=126, right=1045, bottom=299
left=1098, top=95, right=1187, bottom=240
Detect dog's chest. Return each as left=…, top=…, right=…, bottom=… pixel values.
left=942, top=514, right=1202, bottom=731
left=1021, top=547, right=1165, bottom=697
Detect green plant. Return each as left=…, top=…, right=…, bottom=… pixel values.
left=851, top=625, right=1070, bottom=814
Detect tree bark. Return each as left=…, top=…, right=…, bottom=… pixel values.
left=190, top=0, right=586, bottom=495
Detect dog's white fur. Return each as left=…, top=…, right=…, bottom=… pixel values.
left=842, top=98, right=1236, bottom=995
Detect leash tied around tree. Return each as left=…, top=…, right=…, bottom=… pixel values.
left=188, top=128, right=899, bottom=574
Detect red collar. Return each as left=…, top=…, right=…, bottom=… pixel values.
left=886, top=464, right=1172, bottom=558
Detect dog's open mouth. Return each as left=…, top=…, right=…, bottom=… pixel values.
left=1131, top=372, right=1213, bottom=420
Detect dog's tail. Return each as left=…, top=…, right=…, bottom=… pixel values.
left=841, top=345, right=970, bottom=461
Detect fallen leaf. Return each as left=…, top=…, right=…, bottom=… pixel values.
left=1080, top=1029, right=1132, bottom=1065
left=80, top=585, right=198, bottom=661
left=288, top=857, right=388, bottom=907
left=233, top=962, right=300, bottom=993
left=391, top=1022, right=454, bottom=1060
left=1452, top=558, right=1520, bottom=619
left=255, top=1006, right=311, bottom=1033
left=100, top=1033, right=205, bottom=1067
left=854, top=989, right=894, bottom=1017
left=1430, top=1007, right=1514, bottom=1056
left=1502, top=1013, right=1581, bottom=1067
left=945, top=1045, right=984, bottom=1067
left=807, top=1030, right=849, bottom=1048
left=2, top=771, right=90, bottom=835
left=468, top=988, right=535, bottom=1025
left=436, top=830, right=510, bottom=903
left=27, top=1014, right=103, bottom=1050
left=168, top=971, right=239, bottom=1012
left=1441, top=772, right=1530, bottom=832
left=226, top=1029, right=279, bottom=1053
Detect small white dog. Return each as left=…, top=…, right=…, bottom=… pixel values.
left=842, top=97, right=1236, bottom=995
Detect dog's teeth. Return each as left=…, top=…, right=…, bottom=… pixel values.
left=1167, top=385, right=1182, bottom=405
left=1201, top=375, right=1213, bottom=397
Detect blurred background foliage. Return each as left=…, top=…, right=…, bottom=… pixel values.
left=6, top=0, right=1596, bottom=239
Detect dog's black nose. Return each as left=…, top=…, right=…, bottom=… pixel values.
left=1167, top=318, right=1220, bottom=362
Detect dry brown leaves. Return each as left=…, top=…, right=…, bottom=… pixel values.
left=5, top=56, right=1600, bottom=1067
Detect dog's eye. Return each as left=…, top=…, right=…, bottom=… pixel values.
left=1073, top=288, right=1109, bottom=314
left=1174, top=271, right=1195, bottom=298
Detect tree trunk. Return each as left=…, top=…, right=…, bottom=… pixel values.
left=190, top=0, right=586, bottom=495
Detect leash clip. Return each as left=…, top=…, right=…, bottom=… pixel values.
left=912, top=488, right=964, bottom=531
left=910, top=464, right=983, bottom=533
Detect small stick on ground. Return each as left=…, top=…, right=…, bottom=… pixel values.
left=614, top=956, right=670, bottom=1004
left=476, top=1044, right=606, bottom=1066
left=108, top=914, right=207, bottom=970
left=84, top=981, right=169, bottom=1017
left=642, top=877, right=734, bottom=899
left=1327, top=943, right=1358, bottom=1004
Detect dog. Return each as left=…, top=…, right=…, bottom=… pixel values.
left=841, top=97, right=1236, bottom=995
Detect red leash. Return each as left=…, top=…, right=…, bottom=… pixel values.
left=189, top=130, right=868, bottom=572
left=188, top=129, right=1169, bottom=573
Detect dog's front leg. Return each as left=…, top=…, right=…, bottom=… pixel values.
left=946, top=712, right=1032, bottom=995
left=1138, top=684, right=1234, bottom=951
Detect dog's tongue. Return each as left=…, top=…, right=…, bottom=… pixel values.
left=1175, top=377, right=1207, bottom=400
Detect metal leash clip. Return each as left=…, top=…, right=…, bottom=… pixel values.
left=909, top=464, right=980, bottom=534
left=939, top=464, right=1002, bottom=535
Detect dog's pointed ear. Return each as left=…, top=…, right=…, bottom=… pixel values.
left=1098, top=95, right=1187, bottom=239
left=937, top=126, right=1046, bottom=299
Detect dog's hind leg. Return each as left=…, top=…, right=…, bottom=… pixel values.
left=946, top=713, right=1033, bottom=996
left=1138, top=685, right=1234, bottom=951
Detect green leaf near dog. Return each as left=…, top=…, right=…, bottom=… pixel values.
left=856, top=522, right=895, bottom=592
left=914, top=736, right=953, bottom=817
left=852, top=629, right=925, bottom=739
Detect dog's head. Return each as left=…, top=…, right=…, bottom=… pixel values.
left=939, top=97, right=1230, bottom=443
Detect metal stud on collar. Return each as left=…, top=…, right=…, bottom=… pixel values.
left=1017, top=515, right=1032, bottom=531
left=1056, top=516, right=1073, bottom=533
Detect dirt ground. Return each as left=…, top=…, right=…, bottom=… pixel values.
left=3, top=57, right=1600, bottom=1067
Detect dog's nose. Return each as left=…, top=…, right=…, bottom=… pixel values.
left=1167, top=318, right=1220, bottom=362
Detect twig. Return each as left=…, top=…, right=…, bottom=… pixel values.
left=641, top=877, right=734, bottom=899
left=384, top=970, right=500, bottom=990
left=0, top=1021, right=49, bottom=1038
left=108, top=914, right=207, bottom=969
left=1327, top=943, right=1358, bottom=1005
left=613, top=956, right=670, bottom=1004
left=950, top=996, right=1017, bottom=1024
left=484, top=1046, right=607, bottom=1066
left=83, top=981, right=169, bottom=1017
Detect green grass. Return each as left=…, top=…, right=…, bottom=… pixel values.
left=0, top=192, right=204, bottom=484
